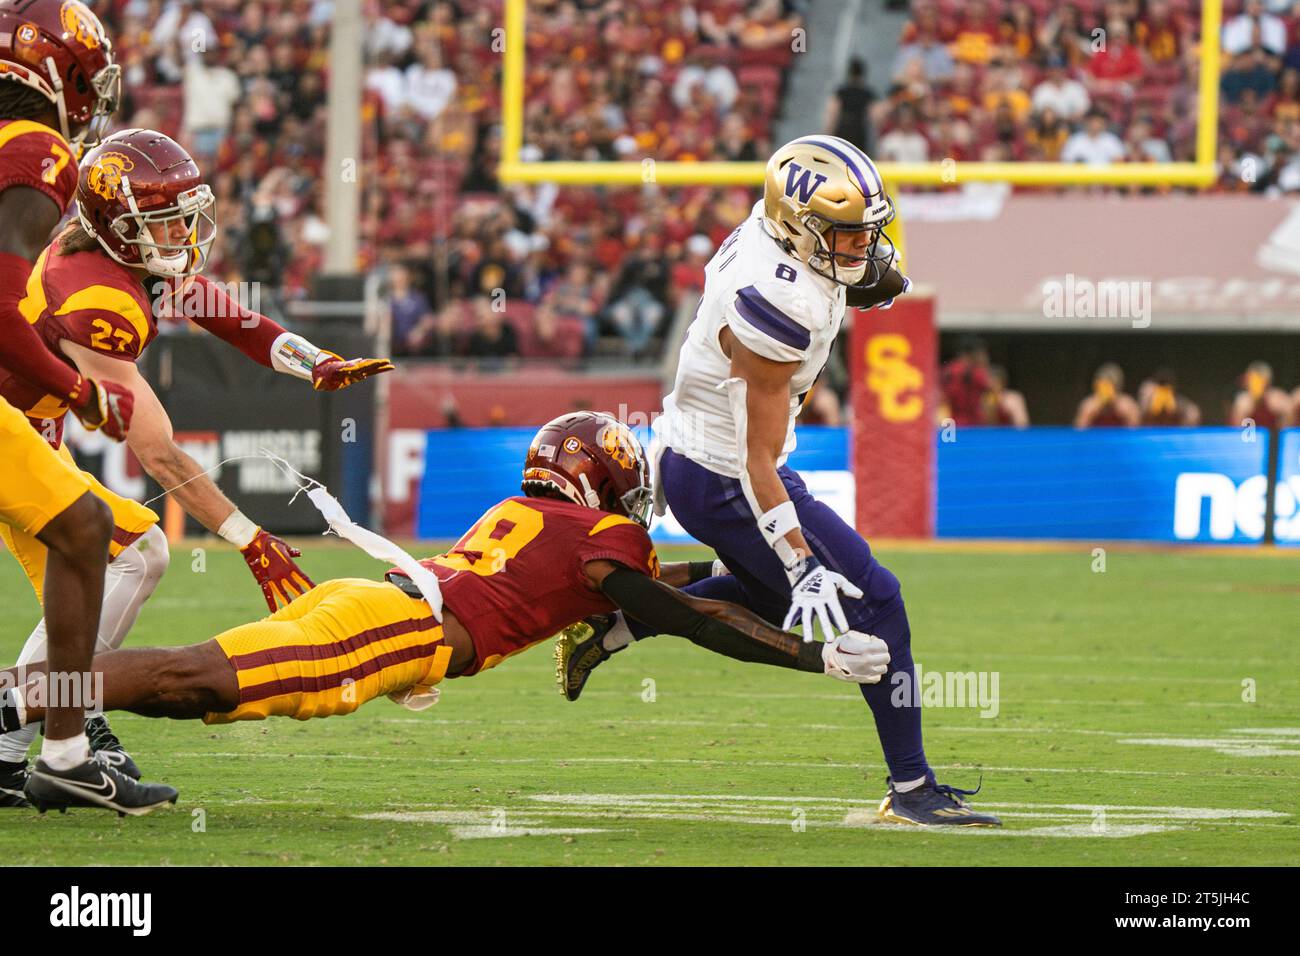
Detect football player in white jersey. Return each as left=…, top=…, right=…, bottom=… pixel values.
left=559, top=135, right=1001, bottom=827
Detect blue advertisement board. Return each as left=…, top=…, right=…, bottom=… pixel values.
left=415, top=426, right=849, bottom=542
left=1275, top=428, right=1300, bottom=546
left=935, top=427, right=1274, bottom=544
left=415, top=425, right=1292, bottom=545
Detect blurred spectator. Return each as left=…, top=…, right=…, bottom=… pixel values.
left=1061, top=109, right=1126, bottom=165
left=941, top=336, right=992, bottom=427
left=1222, top=45, right=1282, bottom=104
left=1085, top=18, right=1144, bottom=99
left=826, top=58, right=878, bottom=152
left=1229, top=361, right=1294, bottom=428
left=405, top=34, right=457, bottom=122
left=893, top=29, right=955, bottom=86
left=520, top=301, right=584, bottom=361
left=1031, top=52, right=1090, bottom=122
left=1136, top=0, right=1184, bottom=65
left=1126, top=117, right=1173, bottom=163
left=982, top=366, right=1029, bottom=427
left=546, top=261, right=605, bottom=352
left=1027, top=107, right=1070, bottom=161
left=466, top=299, right=519, bottom=362
left=672, top=51, right=739, bottom=113
left=182, top=56, right=242, bottom=164
left=878, top=102, right=930, bottom=163
left=1075, top=362, right=1140, bottom=427
left=605, top=242, right=670, bottom=359
left=387, top=264, right=436, bottom=357
left=1139, top=368, right=1201, bottom=425
left=670, top=234, right=713, bottom=308
left=1223, top=0, right=1288, bottom=57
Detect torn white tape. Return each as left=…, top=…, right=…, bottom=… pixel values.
left=260, top=450, right=444, bottom=622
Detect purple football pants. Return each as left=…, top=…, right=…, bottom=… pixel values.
left=636, top=447, right=930, bottom=782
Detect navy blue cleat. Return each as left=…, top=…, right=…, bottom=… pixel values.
left=876, top=775, right=1002, bottom=827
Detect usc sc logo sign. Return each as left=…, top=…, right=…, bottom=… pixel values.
left=865, top=334, right=923, bottom=422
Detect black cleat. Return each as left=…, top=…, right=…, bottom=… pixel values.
left=555, top=615, right=626, bottom=702
left=0, top=759, right=31, bottom=809
left=876, top=775, right=1003, bottom=827
left=24, top=757, right=177, bottom=817
left=86, top=714, right=141, bottom=780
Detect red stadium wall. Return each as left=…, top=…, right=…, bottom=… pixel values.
left=380, top=366, right=663, bottom=535
left=849, top=296, right=938, bottom=538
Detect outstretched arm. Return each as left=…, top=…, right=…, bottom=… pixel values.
left=176, top=275, right=393, bottom=389
left=584, top=560, right=887, bottom=681
left=61, top=341, right=315, bottom=611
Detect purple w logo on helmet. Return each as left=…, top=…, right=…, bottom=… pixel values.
left=783, top=162, right=827, bottom=204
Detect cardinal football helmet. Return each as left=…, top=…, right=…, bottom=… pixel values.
left=762, top=135, right=896, bottom=290
left=0, top=0, right=119, bottom=156
left=77, top=128, right=216, bottom=278
left=522, top=412, right=653, bottom=527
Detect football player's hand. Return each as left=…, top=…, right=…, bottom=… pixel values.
left=783, top=556, right=863, bottom=642
left=822, top=631, right=890, bottom=684
left=240, top=529, right=315, bottom=611
left=71, top=377, right=134, bottom=442
left=311, top=351, right=395, bottom=391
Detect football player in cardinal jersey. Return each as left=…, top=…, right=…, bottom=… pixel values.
left=0, top=413, right=890, bottom=775
left=0, top=127, right=392, bottom=814
left=558, top=136, right=1002, bottom=827
left=0, top=0, right=181, bottom=815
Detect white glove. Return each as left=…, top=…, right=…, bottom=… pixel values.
left=782, top=557, right=863, bottom=642
left=822, top=632, right=890, bottom=683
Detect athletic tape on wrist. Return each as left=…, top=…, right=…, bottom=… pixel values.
left=758, top=500, right=803, bottom=573
left=217, top=510, right=260, bottom=549
left=270, top=332, right=323, bottom=381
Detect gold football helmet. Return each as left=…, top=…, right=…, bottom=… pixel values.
left=762, top=135, right=896, bottom=289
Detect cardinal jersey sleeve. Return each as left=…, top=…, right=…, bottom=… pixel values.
left=724, top=276, right=820, bottom=365
left=0, top=120, right=78, bottom=213
left=573, top=513, right=661, bottom=582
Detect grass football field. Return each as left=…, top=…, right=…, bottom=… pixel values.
left=0, top=538, right=1296, bottom=866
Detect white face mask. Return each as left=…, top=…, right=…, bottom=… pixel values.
left=127, top=185, right=217, bottom=277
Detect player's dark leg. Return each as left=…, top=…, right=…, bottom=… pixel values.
left=32, top=492, right=113, bottom=743
left=0, top=642, right=238, bottom=728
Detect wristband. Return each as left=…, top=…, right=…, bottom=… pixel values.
left=758, top=500, right=804, bottom=581
left=217, top=510, right=259, bottom=549
left=270, top=332, right=323, bottom=381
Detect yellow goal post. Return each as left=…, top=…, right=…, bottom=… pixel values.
left=496, top=0, right=1223, bottom=257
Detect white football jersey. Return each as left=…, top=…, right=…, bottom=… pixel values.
left=653, top=201, right=846, bottom=479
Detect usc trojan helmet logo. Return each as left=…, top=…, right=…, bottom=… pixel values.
left=86, top=151, right=134, bottom=200
left=599, top=422, right=638, bottom=472
left=60, top=1, right=104, bottom=50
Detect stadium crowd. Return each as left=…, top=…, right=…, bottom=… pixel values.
left=849, top=0, right=1300, bottom=195
left=939, top=338, right=1300, bottom=429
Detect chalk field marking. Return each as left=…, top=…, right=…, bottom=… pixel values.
left=448, top=826, right=616, bottom=840
left=350, top=793, right=1284, bottom=840
left=840, top=817, right=1178, bottom=839
left=1120, top=727, right=1300, bottom=757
